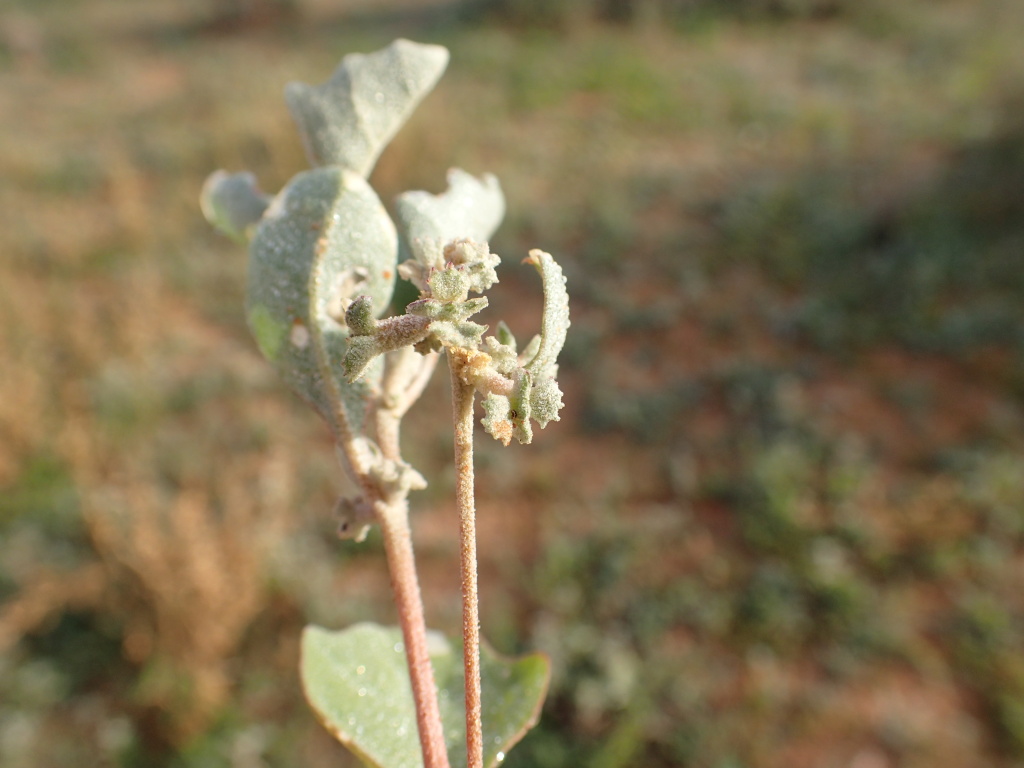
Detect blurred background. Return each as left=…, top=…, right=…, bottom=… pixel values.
left=2, top=0, right=1024, bottom=766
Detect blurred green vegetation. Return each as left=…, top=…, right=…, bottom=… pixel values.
left=1, top=0, right=1023, bottom=766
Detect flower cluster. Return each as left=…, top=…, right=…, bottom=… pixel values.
left=343, top=239, right=568, bottom=446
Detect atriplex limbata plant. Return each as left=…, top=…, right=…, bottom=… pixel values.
left=201, top=40, right=569, bottom=768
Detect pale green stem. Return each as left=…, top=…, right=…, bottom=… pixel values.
left=449, top=351, right=483, bottom=768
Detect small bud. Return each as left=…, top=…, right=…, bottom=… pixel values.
left=345, top=295, right=377, bottom=336
left=427, top=265, right=469, bottom=303
left=443, top=238, right=500, bottom=294
left=335, top=496, right=375, bottom=542
left=343, top=313, right=432, bottom=382
left=481, top=335, right=518, bottom=375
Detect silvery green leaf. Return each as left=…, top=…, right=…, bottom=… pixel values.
left=285, top=39, right=449, bottom=175
left=519, top=334, right=541, bottom=365
left=423, top=319, right=487, bottom=350
left=494, top=320, right=517, bottom=351
left=247, top=167, right=397, bottom=432
left=396, top=169, right=505, bottom=263
left=200, top=170, right=271, bottom=243
left=528, top=376, right=563, bottom=429
left=302, top=623, right=550, bottom=768
left=522, top=250, right=569, bottom=380
left=406, top=296, right=488, bottom=323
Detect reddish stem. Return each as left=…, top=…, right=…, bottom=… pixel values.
left=449, top=351, right=484, bottom=768
left=377, top=500, right=451, bottom=768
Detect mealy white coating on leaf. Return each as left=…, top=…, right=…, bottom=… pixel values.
left=285, top=39, right=449, bottom=175
left=201, top=170, right=271, bottom=243
left=407, top=295, right=489, bottom=323
left=481, top=336, right=518, bottom=375
left=396, top=169, right=505, bottom=264
left=481, top=392, right=515, bottom=446
left=427, top=265, right=470, bottom=303
left=528, top=377, right=563, bottom=428
left=481, top=369, right=533, bottom=445
left=495, top=320, right=517, bottom=351
left=423, top=319, right=487, bottom=350
left=290, top=321, right=311, bottom=349
left=518, top=334, right=540, bottom=365
left=246, top=167, right=396, bottom=431
left=522, top=250, right=570, bottom=380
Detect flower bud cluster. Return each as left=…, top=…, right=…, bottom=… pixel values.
left=345, top=240, right=568, bottom=446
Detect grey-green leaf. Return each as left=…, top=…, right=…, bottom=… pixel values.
left=200, top=170, right=271, bottom=243
left=396, top=169, right=506, bottom=262
left=285, top=39, right=449, bottom=175
left=522, top=250, right=570, bottom=379
left=302, top=623, right=550, bottom=768
left=247, top=167, right=397, bottom=431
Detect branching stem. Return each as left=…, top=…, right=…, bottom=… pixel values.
left=334, top=349, right=449, bottom=768
left=449, top=350, right=484, bottom=768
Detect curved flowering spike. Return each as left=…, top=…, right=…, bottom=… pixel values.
left=522, top=250, right=570, bottom=379
left=200, top=171, right=271, bottom=243
left=247, top=167, right=397, bottom=432
left=396, top=168, right=505, bottom=264
left=476, top=251, right=569, bottom=445
left=285, top=39, right=449, bottom=175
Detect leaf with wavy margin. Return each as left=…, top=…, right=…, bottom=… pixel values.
left=303, top=623, right=549, bottom=768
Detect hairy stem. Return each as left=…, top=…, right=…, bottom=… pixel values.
left=376, top=500, right=451, bottom=768
left=363, top=350, right=450, bottom=767
left=376, top=409, right=402, bottom=464
left=449, top=351, right=483, bottom=768
left=377, top=349, right=441, bottom=461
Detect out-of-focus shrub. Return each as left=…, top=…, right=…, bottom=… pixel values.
left=462, top=0, right=855, bottom=29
